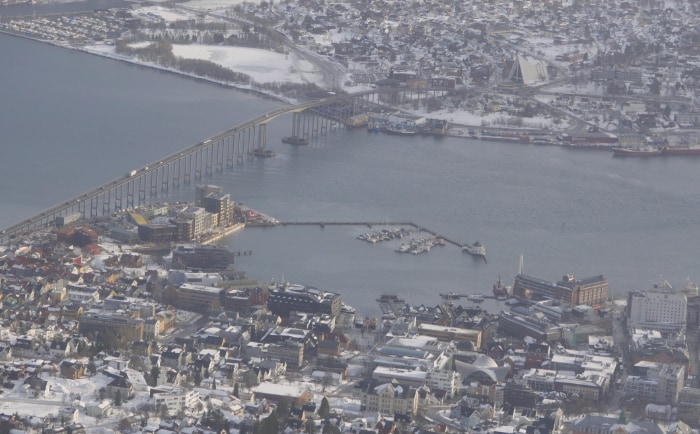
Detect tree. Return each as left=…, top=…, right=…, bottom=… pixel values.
left=305, top=418, right=316, bottom=434
left=276, top=398, right=291, bottom=426
left=211, top=377, right=216, bottom=390
left=241, top=370, right=259, bottom=390
left=322, top=423, right=341, bottom=434
left=321, top=372, right=334, bottom=393
left=233, top=382, right=240, bottom=397
left=319, top=397, right=330, bottom=418
left=150, top=366, right=160, bottom=387
left=114, top=389, right=122, bottom=407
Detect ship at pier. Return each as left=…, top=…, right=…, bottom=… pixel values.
left=492, top=275, right=511, bottom=298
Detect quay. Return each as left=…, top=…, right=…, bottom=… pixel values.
left=201, top=222, right=245, bottom=245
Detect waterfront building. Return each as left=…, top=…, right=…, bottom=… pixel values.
left=267, top=283, right=342, bottom=318
left=195, top=184, right=223, bottom=207
left=172, top=244, right=235, bottom=271
left=177, top=206, right=214, bottom=239
left=138, top=224, right=177, bottom=243
left=203, top=192, right=234, bottom=227
left=627, top=281, right=687, bottom=334
left=513, top=274, right=608, bottom=307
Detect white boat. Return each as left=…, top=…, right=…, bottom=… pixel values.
left=467, top=294, right=485, bottom=302
left=462, top=241, right=486, bottom=257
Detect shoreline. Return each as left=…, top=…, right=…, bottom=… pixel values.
left=0, top=29, right=294, bottom=106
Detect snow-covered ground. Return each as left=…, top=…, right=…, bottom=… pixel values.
left=170, top=44, right=321, bottom=85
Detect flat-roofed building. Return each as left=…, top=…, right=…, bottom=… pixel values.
left=416, top=323, right=482, bottom=349
left=627, top=282, right=687, bottom=334
left=513, top=274, right=607, bottom=307
left=267, top=283, right=342, bottom=318
left=172, top=244, right=234, bottom=271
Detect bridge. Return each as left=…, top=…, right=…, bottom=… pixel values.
left=0, top=87, right=450, bottom=244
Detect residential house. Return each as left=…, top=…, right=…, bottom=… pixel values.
left=59, top=360, right=85, bottom=379
left=86, top=400, right=112, bottom=418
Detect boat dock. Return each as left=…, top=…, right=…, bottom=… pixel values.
left=278, top=221, right=467, bottom=248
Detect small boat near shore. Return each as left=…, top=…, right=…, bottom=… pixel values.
left=250, top=148, right=276, bottom=158
left=282, top=136, right=309, bottom=145
left=467, top=293, right=485, bottom=303
left=612, top=146, right=662, bottom=157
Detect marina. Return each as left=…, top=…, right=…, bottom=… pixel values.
left=274, top=221, right=484, bottom=260
left=356, top=227, right=413, bottom=243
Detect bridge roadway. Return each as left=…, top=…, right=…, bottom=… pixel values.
left=0, top=87, right=450, bottom=245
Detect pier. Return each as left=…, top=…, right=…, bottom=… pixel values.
left=277, top=221, right=474, bottom=250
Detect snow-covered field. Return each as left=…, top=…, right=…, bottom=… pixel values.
left=170, top=44, right=321, bottom=85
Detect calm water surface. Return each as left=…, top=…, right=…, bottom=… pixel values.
left=2, top=32, right=699, bottom=315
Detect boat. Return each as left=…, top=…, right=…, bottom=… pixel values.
left=385, top=125, right=418, bottom=135
left=612, top=146, right=662, bottom=157
left=462, top=241, right=486, bottom=257
left=281, top=136, right=309, bottom=145
left=661, top=145, right=700, bottom=155
left=492, top=275, right=511, bottom=298
left=467, top=293, right=485, bottom=303
left=250, top=148, right=276, bottom=158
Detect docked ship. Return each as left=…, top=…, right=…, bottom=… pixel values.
left=462, top=241, right=486, bottom=257
left=662, top=145, right=700, bottom=155
left=250, top=148, right=276, bottom=158
left=612, top=146, right=662, bottom=157
left=281, top=136, right=309, bottom=145
left=492, top=275, right=511, bottom=298
left=467, top=293, right=485, bottom=303
left=385, top=125, right=418, bottom=135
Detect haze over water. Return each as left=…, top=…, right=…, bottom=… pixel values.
left=2, top=32, right=700, bottom=315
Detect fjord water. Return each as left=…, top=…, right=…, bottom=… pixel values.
left=2, top=33, right=700, bottom=315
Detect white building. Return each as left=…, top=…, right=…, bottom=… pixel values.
left=426, top=368, right=460, bottom=399
left=624, top=361, right=685, bottom=405
left=151, top=387, right=200, bottom=415
left=628, top=281, right=687, bottom=334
